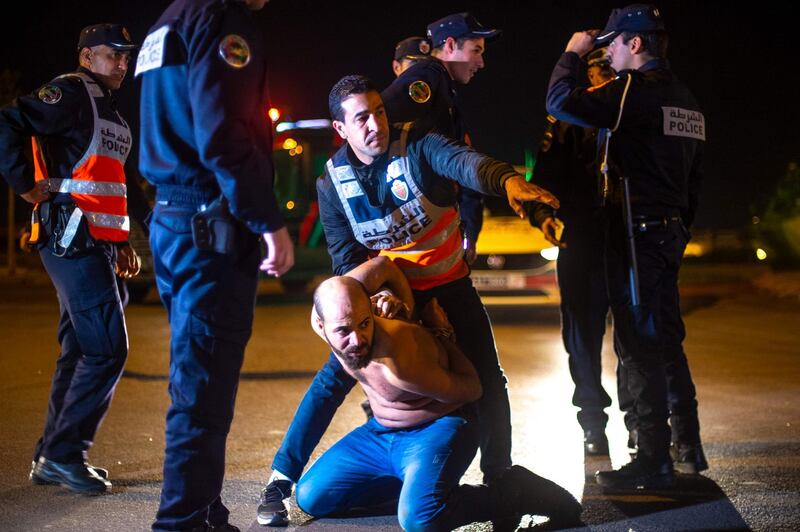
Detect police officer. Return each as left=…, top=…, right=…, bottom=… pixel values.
left=0, top=23, right=139, bottom=494
left=382, top=12, right=502, bottom=264
left=546, top=4, right=706, bottom=489
left=391, top=36, right=430, bottom=77
left=136, top=0, right=294, bottom=529
left=255, top=75, right=559, bottom=527
left=529, top=48, right=616, bottom=456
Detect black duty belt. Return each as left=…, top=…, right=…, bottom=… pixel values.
left=155, top=184, right=219, bottom=207
left=632, top=215, right=682, bottom=232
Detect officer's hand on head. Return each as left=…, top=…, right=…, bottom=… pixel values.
left=20, top=181, right=50, bottom=204
left=260, top=226, right=295, bottom=277
left=504, top=175, right=560, bottom=219
left=565, top=30, right=600, bottom=57
left=115, top=244, right=141, bottom=279
left=541, top=217, right=566, bottom=248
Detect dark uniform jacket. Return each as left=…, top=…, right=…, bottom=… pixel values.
left=546, top=53, right=704, bottom=227
left=137, top=0, right=283, bottom=234
left=0, top=68, right=120, bottom=206
left=381, top=57, right=484, bottom=243
left=317, top=125, right=515, bottom=276
left=529, top=118, right=601, bottom=230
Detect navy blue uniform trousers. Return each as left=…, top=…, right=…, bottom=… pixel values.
left=557, top=219, right=613, bottom=432
left=36, top=243, right=128, bottom=464
left=604, top=210, right=698, bottom=464
left=150, top=202, right=260, bottom=531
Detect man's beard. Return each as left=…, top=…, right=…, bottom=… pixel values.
left=325, top=332, right=373, bottom=370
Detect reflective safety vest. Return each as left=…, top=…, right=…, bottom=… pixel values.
left=327, top=125, right=467, bottom=290
left=32, top=72, right=131, bottom=244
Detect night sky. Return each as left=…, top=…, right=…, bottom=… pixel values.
left=2, top=1, right=797, bottom=229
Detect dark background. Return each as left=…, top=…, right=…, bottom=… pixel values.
left=2, top=1, right=797, bottom=229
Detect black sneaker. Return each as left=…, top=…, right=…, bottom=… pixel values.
left=583, top=429, right=609, bottom=455
left=670, top=442, right=709, bottom=474
left=502, top=465, right=583, bottom=527
left=595, top=458, right=674, bottom=490
left=256, top=479, right=292, bottom=526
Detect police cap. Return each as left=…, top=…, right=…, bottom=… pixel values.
left=394, top=37, right=431, bottom=61
left=426, top=13, right=501, bottom=49
left=595, top=4, right=665, bottom=44
left=78, top=23, right=137, bottom=51
left=587, top=47, right=610, bottom=67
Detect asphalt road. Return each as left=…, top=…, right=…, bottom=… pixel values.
left=0, top=267, right=798, bottom=531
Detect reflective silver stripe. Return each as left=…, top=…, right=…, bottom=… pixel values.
left=57, top=207, right=84, bottom=249
left=400, top=244, right=465, bottom=280
left=84, top=211, right=130, bottom=232
left=387, top=215, right=461, bottom=253
left=47, top=178, right=126, bottom=197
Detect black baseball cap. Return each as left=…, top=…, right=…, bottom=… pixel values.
left=394, top=37, right=431, bottom=61
left=426, top=13, right=501, bottom=48
left=595, top=4, right=665, bottom=44
left=77, top=23, right=137, bottom=51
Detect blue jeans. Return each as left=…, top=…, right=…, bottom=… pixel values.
left=150, top=202, right=260, bottom=531
left=35, top=244, right=128, bottom=463
left=272, top=277, right=512, bottom=482
left=297, top=413, right=498, bottom=531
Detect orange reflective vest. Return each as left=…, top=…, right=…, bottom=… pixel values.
left=327, top=125, right=467, bottom=291
left=32, top=72, right=131, bottom=244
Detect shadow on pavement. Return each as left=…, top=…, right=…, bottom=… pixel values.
left=577, top=457, right=750, bottom=531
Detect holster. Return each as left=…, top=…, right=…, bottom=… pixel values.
left=191, top=196, right=236, bottom=255
left=50, top=203, right=95, bottom=257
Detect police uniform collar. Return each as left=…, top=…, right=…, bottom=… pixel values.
left=78, top=67, right=115, bottom=95
left=345, top=145, right=388, bottom=171
left=638, top=57, right=670, bottom=73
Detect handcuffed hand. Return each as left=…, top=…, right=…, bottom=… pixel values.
left=115, top=244, right=141, bottom=279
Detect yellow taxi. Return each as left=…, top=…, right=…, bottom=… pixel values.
left=470, top=202, right=560, bottom=307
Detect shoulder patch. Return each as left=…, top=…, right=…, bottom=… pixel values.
left=38, top=85, right=62, bottom=105
left=408, top=80, right=431, bottom=103
left=586, top=78, right=615, bottom=93
left=218, top=34, right=251, bottom=68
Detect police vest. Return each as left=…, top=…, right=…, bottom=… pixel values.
left=327, top=125, right=467, bottom=290
left=32, top=72, right=131, bottom=243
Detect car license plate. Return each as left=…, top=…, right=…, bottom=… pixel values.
left=471, top=272, right=525, bottom=291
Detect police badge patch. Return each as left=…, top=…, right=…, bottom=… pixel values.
left=38, top=85, right=62, bottom=105
left=408, top=80, right=431, bottom=103
left=218, top=34, right=251, bottom=68
left=390, top=178, right=409, bottom=201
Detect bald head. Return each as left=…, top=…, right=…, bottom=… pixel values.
left=313, top=276, right=371, bottom=322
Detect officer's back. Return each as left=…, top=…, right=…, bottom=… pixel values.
left=138, top=0, right=271, bottom=199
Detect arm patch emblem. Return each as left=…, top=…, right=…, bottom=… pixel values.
left=219, top=35, right=251, bottom=68
left=408, top=80, right=431, bottom=103
left=38, top=85, right=62, bottom=104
